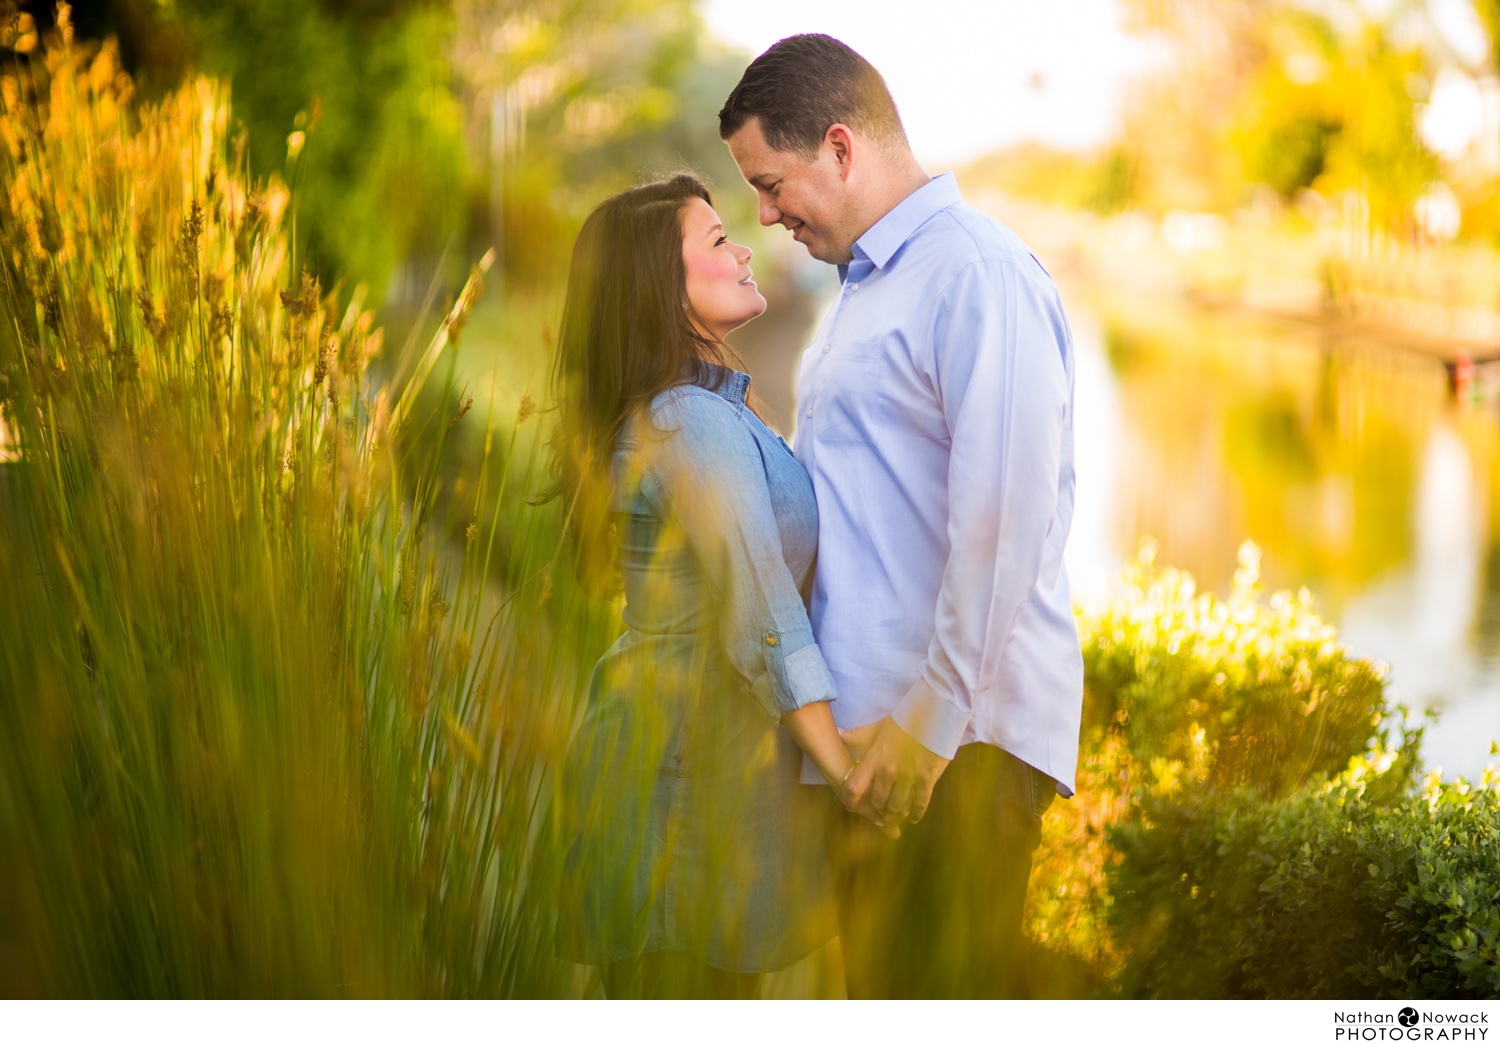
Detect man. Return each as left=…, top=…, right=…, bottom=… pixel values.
left=719, top=35, right=1083, bottom=998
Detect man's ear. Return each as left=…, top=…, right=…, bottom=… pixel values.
left=824, top=124, right=856, bottom=181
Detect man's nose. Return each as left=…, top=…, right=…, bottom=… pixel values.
left=757, top=196, right=781, bottom=227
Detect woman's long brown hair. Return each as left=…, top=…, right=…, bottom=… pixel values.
left=546, top=172, right=758, bottom=590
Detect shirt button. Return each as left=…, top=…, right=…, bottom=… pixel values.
left=764, top=632, right=778, bottom=646
left=850, top=282, right=859, bottom=291
left=821, top=344, right=830, bottom=354
left=805, top=408, right=813, bottom=418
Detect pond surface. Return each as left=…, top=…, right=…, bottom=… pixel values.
left=1063, top=290, right=1500, bottom=778
left=740, top=275, right=1500, bottom=780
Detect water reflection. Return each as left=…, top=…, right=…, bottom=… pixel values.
left=1063, top=292, right=1500, bottom=778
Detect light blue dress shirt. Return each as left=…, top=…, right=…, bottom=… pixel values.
left=792, top=173, right=1083, bottom=794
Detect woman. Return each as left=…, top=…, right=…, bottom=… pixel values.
left=551, top=173, right=860, bottom=998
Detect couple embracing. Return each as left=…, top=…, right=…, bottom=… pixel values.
left=553, top=34, right=1083, bottom=999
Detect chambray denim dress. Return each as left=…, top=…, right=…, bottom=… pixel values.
left=559, top=366, right=839, bottom=974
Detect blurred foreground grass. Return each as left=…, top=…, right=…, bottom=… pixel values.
left=0, top=19, right=615, bottom=995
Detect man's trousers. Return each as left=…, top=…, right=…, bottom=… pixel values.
left=829, top=742, right=1058, bottom=998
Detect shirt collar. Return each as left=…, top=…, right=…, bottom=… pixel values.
left=692, top=361, right=750, bottom=406
left=851, top=172, right=962, bottom=271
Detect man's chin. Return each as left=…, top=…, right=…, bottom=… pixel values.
left=801, top=240, right=840, bottom=265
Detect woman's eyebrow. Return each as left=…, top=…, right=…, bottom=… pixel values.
left=707, top=223, right=724, bottom=238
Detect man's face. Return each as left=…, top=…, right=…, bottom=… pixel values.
left=726, top=117, right=857, bottom=265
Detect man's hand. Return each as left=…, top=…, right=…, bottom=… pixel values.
left=840, top=716, right=950, bottom=828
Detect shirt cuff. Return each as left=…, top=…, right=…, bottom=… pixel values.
left=751, top=639, right=838, bottom=720
left=892, top=674, right=970, bottom=759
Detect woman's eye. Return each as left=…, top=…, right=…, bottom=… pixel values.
left=714, top=236, right=727, bottom=247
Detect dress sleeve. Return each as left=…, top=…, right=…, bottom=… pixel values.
left=640, top=389, right=837, bottom=721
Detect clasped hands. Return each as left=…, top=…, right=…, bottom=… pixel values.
left=833, top=716, right=950, bottom=839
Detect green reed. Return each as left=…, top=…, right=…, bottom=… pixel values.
left=0, top=12, right=615, bottom=996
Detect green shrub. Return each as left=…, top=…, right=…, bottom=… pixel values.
left=1109, top=755, right=1500, bottom=998
left=1029, top=540, right=1390, bottom=992
left=1081, top=539, right=1387, bottom=800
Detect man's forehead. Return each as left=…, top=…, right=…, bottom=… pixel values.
left=728, top=120, right=799, bottom=181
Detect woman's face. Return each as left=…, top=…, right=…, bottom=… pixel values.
left=681, top=196, right=766, bottom=342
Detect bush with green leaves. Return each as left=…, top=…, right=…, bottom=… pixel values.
left=1081, top=539, right=1388, bottom=800
left=1028, top=540, right=1390, bottom=989
left=1109, top=751, right=1500, bottom=998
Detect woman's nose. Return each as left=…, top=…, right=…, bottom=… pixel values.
left=733, top=243, right=753, bottom=264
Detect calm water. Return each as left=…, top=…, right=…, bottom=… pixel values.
left=1066, top=290, right=1500, bottom=779
left=739, top=276, right=1500, bottom=780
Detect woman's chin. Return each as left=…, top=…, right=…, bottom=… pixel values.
left=731, top=307, right=767, bottom=334
left=712, top=294, right=769, bottom=338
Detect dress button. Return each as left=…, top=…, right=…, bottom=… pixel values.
left=764, top=632, right=778, bottom=646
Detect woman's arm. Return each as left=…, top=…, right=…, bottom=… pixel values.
left=644, top=389, right=894, bottom=832
left=781, top=701, right=853, bottom=790
left=643, top=390, right=837, bottom=722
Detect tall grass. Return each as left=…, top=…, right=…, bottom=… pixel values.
left=0, top=11, right=613, bottom=996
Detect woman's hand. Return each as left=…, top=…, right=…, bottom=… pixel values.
left=783, top=702, right=901, bottom=839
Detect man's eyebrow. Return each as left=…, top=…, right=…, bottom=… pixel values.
left=748, top=174, right=779, bottom=191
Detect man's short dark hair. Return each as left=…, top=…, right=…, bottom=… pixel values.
left=718, top=34, right=908, bottom=156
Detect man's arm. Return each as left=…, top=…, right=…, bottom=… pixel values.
left=849, top=256, right=1071, bottom=825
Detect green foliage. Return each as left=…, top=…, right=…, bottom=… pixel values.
left=1060, top=540, right=1500, bottom=1000
left=1030, top=540, right=1389, bottom=989
left=466, top=1, right=759, bottom=289
left=980, top=1, right=1441, bottom=235
left=1079, top=539, right=1386, bottom=800
left=1243, top=114, right=1340, bottom=199
left=1109, top=756, right=1500, bottom=998
left=0, top=22, right=610, bottom=996
left=155, top=0, right=471, bottom=299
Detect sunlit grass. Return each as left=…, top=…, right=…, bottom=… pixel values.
left=0, top=14, right=614, bottom=996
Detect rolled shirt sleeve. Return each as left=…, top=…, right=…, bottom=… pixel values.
left=891, top=259, right=1070, bottom=758
left=644, top=390, right=837, bottom=720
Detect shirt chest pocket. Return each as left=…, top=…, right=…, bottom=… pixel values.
left=816, top=342, right=886, bottom=447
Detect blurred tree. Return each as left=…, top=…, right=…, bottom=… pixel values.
left=21, top=0, right=469, bottom=299
left=1114, top=0, right=1438, bottom=234
left=452, top=0, right=753, bottom=290
left=20, top=0, right=750, bottom=300
left=170, top=0, right=470, bottom=301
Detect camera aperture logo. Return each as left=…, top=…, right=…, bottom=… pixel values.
left=1335, top=1008, right=1489, bottom=1042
